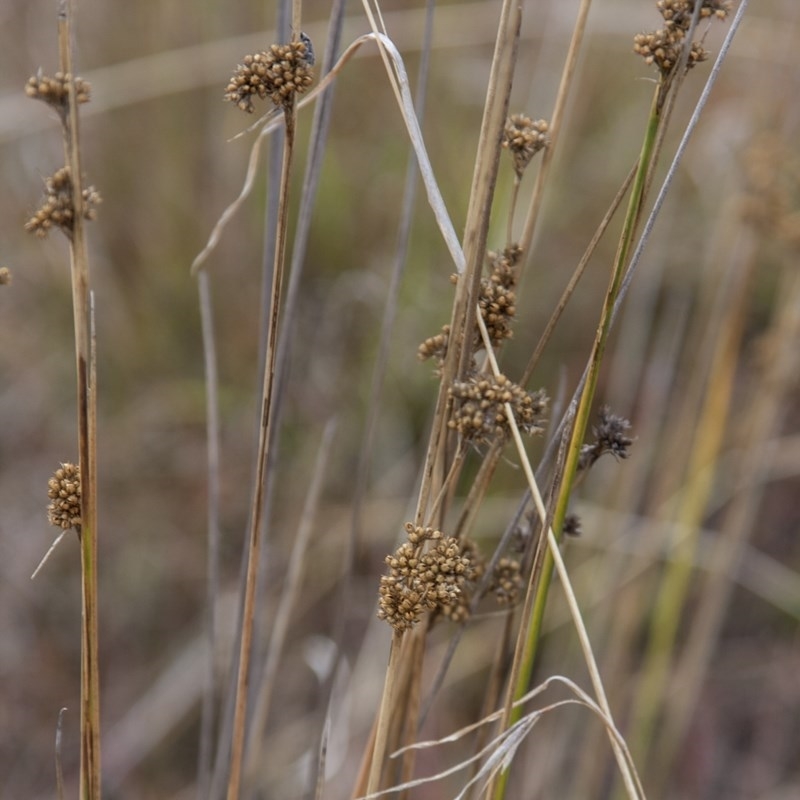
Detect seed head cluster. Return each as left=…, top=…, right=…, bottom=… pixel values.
left=25, top=167, right=101, bottom=239
left=418, top=325, right=450, bottom=371
left=47, top=463, right=81, bottom=531
left=440, top=537, right=484, bottom=623
left=634, top=1, right=732, bottom=77
left=224, top=39, right=314, bottom=112
left=490, top=557, right=523, bottom=606
left=563, top=513, right=583, bottom=538
left=0, top=267, right=11, bottom=286
left=449, top=373, right=547, bottom=444
left=740, top=133, right=800, bottom=250
left=25, top=71, right=91, bottom=111
left=378, top=523, right=472, bottom=634
left=503, top=115, right=549, bottom=178
left=477, top=245, right=522, bottom=348
left=578, top=406, right=634, bottom=471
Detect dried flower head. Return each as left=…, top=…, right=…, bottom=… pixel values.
left=449, top=373, right=547, bottom=444
left=25, top=71, right=91, bottom=112
left=25, top=167, right=101, bottom=239
left=740, top=133, right=800, bottom=250
left=47, top=462, right=81, bottom=531
left=578, top=406, right=634, bottom=471
left=491, top=557, right=523, bottom=606
left=418, top=325, right=450, bottom=370
left=224, top=37, right=314, bottom=112
left=636, top=0, right=730, bottom=77
left=0, top=267, right=11, bottom=286
left=563, top=513, right=583, bottom=538
left=477, top=245, right=523, bottom=348
left=440, top=537, right=484, bottom=623
left=657, top=0, right=733, bottom=30
left=378, top=523, right=472, bottom=634
left=503, top=115, right=549, bottom=178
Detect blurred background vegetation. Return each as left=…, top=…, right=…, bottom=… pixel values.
left=1, top=1, right=798, bottom=798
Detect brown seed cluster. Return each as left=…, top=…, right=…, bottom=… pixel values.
left=449, top=373, right=547, bottom=444
left=503, top=115, right=549, bottom=178
left=440, top=537, right=484, bottom=623
left=0, top=267, right=11, bottom=286
left=378, top=523, right=472, bottom=634
left=578, top=406, right=634, bottom=471
left=418, top=325, right=450, bottom=370
left=47, top=463, right=82, bottom=531
left=740, top=133, right=800, bottom=250
left=25, top=72, right=91, bottom=110
left=25, top=167, right=101, bottom=239
left=634, top=0, right=732, bottom=77
left=478, top=245, right=522, bottom=348
left=224, top=39, right=314, bottom=112
left=490, top=557, right=523, bottom=606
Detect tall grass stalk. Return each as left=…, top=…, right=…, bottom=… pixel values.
left=55, top=2, right=101, bottom=797
left=225, top=99, right=299, bottom=800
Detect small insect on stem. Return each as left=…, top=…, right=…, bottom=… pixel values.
left=299, top=31, right=315, bottom=67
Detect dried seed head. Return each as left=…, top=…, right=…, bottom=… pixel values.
left=25, top=167, right=101, bottom=239
left=740, top=133, right=800, bottom=249
left=440, top=537, right=484, bottom=623
left=578, top=406, right=634, bottom=471
left=657, top=0, right=733, bottom=30
left=0, top=267, right=11, bottom=286
left=47, top=462, right=82, bottom=531
left=503, top=115, right=549, bottom=178
left=449, top=373, right=548, bottom=444
left=25, top=71, right=91, bottom=111
left=224, top=38, right=315, bottom=112
left=378, top=523, right=472, bottom=633
left=491, top=557, right=522, bottom=606
left=418, top=325, right=450, bottom=370
left=563, top=513, right=583, bottom=538
left=636, top=0, right=729, bottom=76
left=477, top=245, right=523, bottom=348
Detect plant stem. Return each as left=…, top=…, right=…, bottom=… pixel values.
left=492, top=83, right=663, bottom=800
left=57, top=2, right=101, bottom=797
left=226, top=104, right=297, bottom=800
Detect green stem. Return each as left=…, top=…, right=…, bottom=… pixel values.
left=492, top=84, right=663, bottom=800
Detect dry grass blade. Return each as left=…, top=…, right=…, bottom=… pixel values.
left=357, top=675, right=638, bottom=800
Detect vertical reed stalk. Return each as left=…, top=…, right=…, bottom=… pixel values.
left=492, top=84, right=663, bottom=800
left=56, top=2, right=101, bottom=797
left=226, top=104, right=298, bottom=800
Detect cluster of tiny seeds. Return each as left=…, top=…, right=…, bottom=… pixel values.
left=449, top=373, right=547, bottom=444
left=417, top=324, right=450, bottom=371
left=25, top=167, right=101, bottom=239
left=634, top=0, right=731, bottom=76
left=578, top=406, right=634, bottom=471
left=47, top=463, right=82, bottom=531
left=25, top=72, right=91, bottom=109
left=490, top=557, right=523, bottom=606
left=378, top=523, right=471, bottom=634
left=224, top=39, right=314, bottom=112
left=0, top=267, right=11, bottom=286
left=633, top=30, right=708, bottom=74
left=440, top=538, right=484, bottom=623
left=502, top=114, right=549, bottom=178
left=477, top=245, right=523, bottom=348
left=657, top=0, right=732, bottom=29
left=740, top=134, right=800, bottom=249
